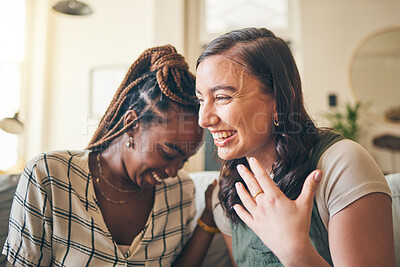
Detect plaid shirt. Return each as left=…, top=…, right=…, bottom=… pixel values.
left=2, top=150, right=195, bottom=267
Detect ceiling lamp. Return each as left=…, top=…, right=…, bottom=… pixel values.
left=52, top=0, right=93, bottom=16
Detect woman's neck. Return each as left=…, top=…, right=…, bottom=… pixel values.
left=99, top=142, right=140, bottom=190
left=245, top=145, right=276, bottom=175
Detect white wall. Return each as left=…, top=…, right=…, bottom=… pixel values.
left=23, top=0, right=187, bottom=160
left=22, top=0, right=400, bottom=173
left=299, top=0, right=400, bottom=173
left=45, top=0, right=155, bottom=153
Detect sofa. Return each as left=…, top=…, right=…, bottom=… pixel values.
left=0, top=174, right=20, bottom=267
left=1, top=171, right=399, bottom=266
left=0, top=171, right=231, bottom=267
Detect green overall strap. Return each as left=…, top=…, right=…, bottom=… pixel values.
left=309, top=131, right=345, bottom=266
left=231, top=131, right=344, bottom=266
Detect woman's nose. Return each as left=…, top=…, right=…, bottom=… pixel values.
left=165, top=164, right=179, bottom=178
left=198, top=105, right=219, bottom=128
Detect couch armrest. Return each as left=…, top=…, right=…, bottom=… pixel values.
left=0, top=173, right=21, bottom=266
left=385, top=173, right=400, bottom=266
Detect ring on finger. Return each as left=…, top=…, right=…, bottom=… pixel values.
left=252, top=190, right=264, bottom=200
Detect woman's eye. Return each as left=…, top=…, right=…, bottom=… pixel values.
left=215, top=95, right=231, bottom=102
left=195, top=98, right=204, bottom=104
left=161, top=149, right=175, bottom=160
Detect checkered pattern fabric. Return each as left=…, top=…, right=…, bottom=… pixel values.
left=2, top=150, right=195, bottom=266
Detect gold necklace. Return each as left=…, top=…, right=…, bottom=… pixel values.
left=94, top=153, right=143, bottom=204
left=94, top=177, right=143, bottom=204
left=96, top=153, right=141, bottom=193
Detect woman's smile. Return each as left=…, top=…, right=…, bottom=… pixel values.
left=151, top=170, right=164, bottom=184
left=210, top=130, right=238, bottom=147
left=196, top=55, right=277, bottom=160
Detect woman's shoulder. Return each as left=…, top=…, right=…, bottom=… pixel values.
left=316, top=139, right=390, bottom=224
left=27, top=150, right=88, bottom=165
left=24, top=150, right=90, bottom=179
left=318, top=138, right=388, bottom=190
left=319, top=139, right=380, bottom=169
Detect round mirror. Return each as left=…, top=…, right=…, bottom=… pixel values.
left=350, top=28, right=400, bottom=124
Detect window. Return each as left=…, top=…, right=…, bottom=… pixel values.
left=0, top=0, right=26, bottom=170
left=200, top=0, right=289, bottom=44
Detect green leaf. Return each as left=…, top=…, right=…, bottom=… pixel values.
left=323, top=102, right=363, bottom=141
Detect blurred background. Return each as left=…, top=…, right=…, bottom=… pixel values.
left=0, top=0, right=399, bottom=174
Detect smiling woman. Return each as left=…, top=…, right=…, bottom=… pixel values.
left=196, top=54, right=276, bottom=161
left=2, top=45, right=217, bottom=267
left=196, top=27, right=395, bottom=266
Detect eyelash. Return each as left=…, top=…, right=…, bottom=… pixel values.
left=161, top=149, right=175, bottom=160
left=216, top=96, right=231, bottom=101
left=195, top=96, right=231, bottom=104
left=195, top=98, right=203, bottom=104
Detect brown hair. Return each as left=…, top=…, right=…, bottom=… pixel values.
left=87, top=45, right=197, bottom=151
left=197, top=28, right=319, bottom=223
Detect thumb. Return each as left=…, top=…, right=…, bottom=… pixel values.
left=297, top=170, right=322, bottom=206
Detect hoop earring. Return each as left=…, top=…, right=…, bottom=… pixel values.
left=126, top=137, right=134, bottom=149
left=274, top=117, right=279, bottom=127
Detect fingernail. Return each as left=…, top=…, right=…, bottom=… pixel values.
left=233, top=205, right=238, bottom=211
left=235, top=182, right=241, bottom=189
left=315, top=171, right=322, bottom=182
left=237, top=164, right=244, bottom=172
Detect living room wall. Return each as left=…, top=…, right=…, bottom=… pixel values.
left=22, top=0, right=187, bottom=161
left=299, top=0, right=400, bottom=173
left=20, top=0, right=400, bottom=173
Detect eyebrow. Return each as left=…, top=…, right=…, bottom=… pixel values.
left=195, top=85, right=236, bottom=95
left=164, top=142, right=187, bottom=157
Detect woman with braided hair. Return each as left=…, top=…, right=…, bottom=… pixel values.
left=3, top=45, right=217, bottom=266
left=195, top=28, right=395, bottom=266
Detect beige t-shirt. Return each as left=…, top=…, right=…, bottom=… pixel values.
left=212, top=139, right=391, bottom=235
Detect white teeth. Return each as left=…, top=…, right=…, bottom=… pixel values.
left=152, top=171, right=163, bottom=183
left=212, top=131, right=235, bottom=140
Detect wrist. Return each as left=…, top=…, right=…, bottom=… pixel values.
left=197, top=218, right=220, bottom=234
left=200, top=209, right=216, bottom=227
left=280, top=239, right=329, bottom=267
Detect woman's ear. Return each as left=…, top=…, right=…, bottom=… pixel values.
left=123, top=110, right=139, bottom=129
left=273, top=99, right=278, bottom=119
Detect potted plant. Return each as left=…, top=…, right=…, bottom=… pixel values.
left=324, top=102, right=362, bottom=141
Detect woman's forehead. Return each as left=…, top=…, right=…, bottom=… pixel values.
left=146, top=116, right=203, bottom=152
left=196, top=55, right=262, bottom=94
left=198, top=55, right=248, bottom=77
left=147, top=112, right=200, bottom=133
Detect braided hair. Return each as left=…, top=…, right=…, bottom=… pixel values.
left=87, top=45, right=198, bottom=151
left=197, top=28, right=319, bottom=224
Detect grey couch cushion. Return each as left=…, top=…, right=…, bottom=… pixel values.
left=0, top=173, right=20, bottom=267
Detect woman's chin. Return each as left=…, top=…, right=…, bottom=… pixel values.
left=217, top=148, right=239, bottom=161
